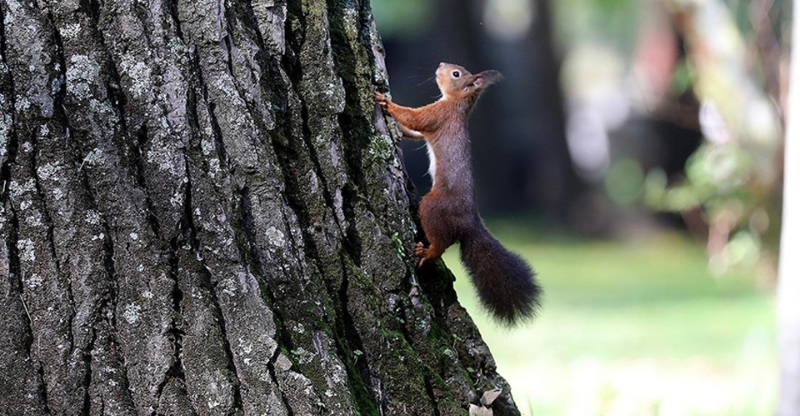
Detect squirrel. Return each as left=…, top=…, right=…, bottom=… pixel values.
left=376, top=62, right=542, bottom=325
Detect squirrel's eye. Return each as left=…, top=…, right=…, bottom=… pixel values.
left=452, top=70, right=461, bottom=78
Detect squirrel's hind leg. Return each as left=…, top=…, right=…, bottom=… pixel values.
left=414, top=242, right=445, bottom=266
left=415, top=194, right=455, bottom=266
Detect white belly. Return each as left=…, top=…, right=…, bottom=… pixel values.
left=425, top=142, right=437, bottom=184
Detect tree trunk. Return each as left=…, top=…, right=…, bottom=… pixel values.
left=0, top=1, right=519, bottom=415
left=778, top=1, right=800, bottom=414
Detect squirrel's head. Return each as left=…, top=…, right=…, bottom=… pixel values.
left=435, top=63, right=502, bottom=102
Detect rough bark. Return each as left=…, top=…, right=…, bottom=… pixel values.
left=0, top=0, right=519, bottom=415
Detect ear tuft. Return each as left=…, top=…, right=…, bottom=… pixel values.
left=480, top=70, right=503, bottom=85
left=470, top=70, right=502, bottom=90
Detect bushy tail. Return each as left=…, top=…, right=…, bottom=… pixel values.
left=459, top=227, right=542, bottom=325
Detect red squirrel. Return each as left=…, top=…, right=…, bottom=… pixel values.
left=376, top=63, right=541, bottom=325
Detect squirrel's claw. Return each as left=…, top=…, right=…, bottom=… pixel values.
left=375, top=92, right=389, bottom=108
left=413, top=242, right=427, bottom=266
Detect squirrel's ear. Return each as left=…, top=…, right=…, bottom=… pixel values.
left=478, top=69, right=503, bottom=86
left=472, top=70, right=503, bottom=89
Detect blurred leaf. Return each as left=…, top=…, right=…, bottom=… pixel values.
left=685, top=144, right=752, bottom=192
left=604, top=158, right=644, bottom=205
left=669, top=59, right=694, bottom=95
left=641, top=0, right=782, bottom=276
left=725, top=230, right=761, bottom=268
left=554, top=0, right=642, bottom=52
left=371, top=0, right=434, bottom=40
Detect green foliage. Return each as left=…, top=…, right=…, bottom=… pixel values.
left=646, top=143, right=754, bottom=210
left=645, top=141, right=769, bottom=274
left=670, top=60, right=694, bottom=96
left=552, top=0, right=642, bottom=53
left=641, top=0, right=783, bottom=276
left=605, top=158, right=645, bottom=205
left=370, top=0, right=434, bottom=40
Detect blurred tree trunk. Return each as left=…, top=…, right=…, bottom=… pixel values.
left=469, top=0, right=579, bottom=219
left=0, top=1, right=520, bottom=415
left=778, top=1, right=800, bottom=414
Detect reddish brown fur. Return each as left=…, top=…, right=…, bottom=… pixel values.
left=377, top=63, right=541, bottom=325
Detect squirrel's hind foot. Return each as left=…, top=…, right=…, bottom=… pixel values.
left=414, top=242, right=444, bottom=267
left=413, top=242, right=427, bottom=266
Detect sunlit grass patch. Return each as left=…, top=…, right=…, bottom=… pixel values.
left=443, top=221, right=776, bottom=416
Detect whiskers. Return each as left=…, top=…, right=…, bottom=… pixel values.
left=415, top=75, right=436, bottom=88
left=397, top=71, right=440, bottom=100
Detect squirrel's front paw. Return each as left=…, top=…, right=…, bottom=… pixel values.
left=375, top=92, right=389, bottom=109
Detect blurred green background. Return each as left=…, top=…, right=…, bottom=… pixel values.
left=372, top=0, right=788, bottom=414
left=445, top=222, right=774, bottom=415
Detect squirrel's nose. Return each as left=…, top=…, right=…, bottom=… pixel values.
left=438, top=62, right=445, bottom=68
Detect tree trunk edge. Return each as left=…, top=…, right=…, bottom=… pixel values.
left=778, top=1, right=800, bottom=415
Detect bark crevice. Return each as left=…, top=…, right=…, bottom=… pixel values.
left=36, top=358, right=53, bottom=415
left=131, top=125, right=163, bottom=238
left=183, top=178, right=246, bottom=415
left=81, top=327, right=97, bottom=415
left=153, top=235, right=188, bottom=414
left=235, top=184, right=295, bottom=353
left=336, top=257, right=377, bottom=413
left=218, top=1, right=237, bottom=79
left=201, top=264, right=246, bottom=415
left=266, top=345, right=297, bottom=416
left=166, top=0, right=186, bottom=42
left=423, top=374, right=443, bottom=416
left=193, top=49, right=230, bottom=167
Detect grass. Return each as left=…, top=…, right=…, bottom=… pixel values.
left=443, top=220, right=776, bottom=416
